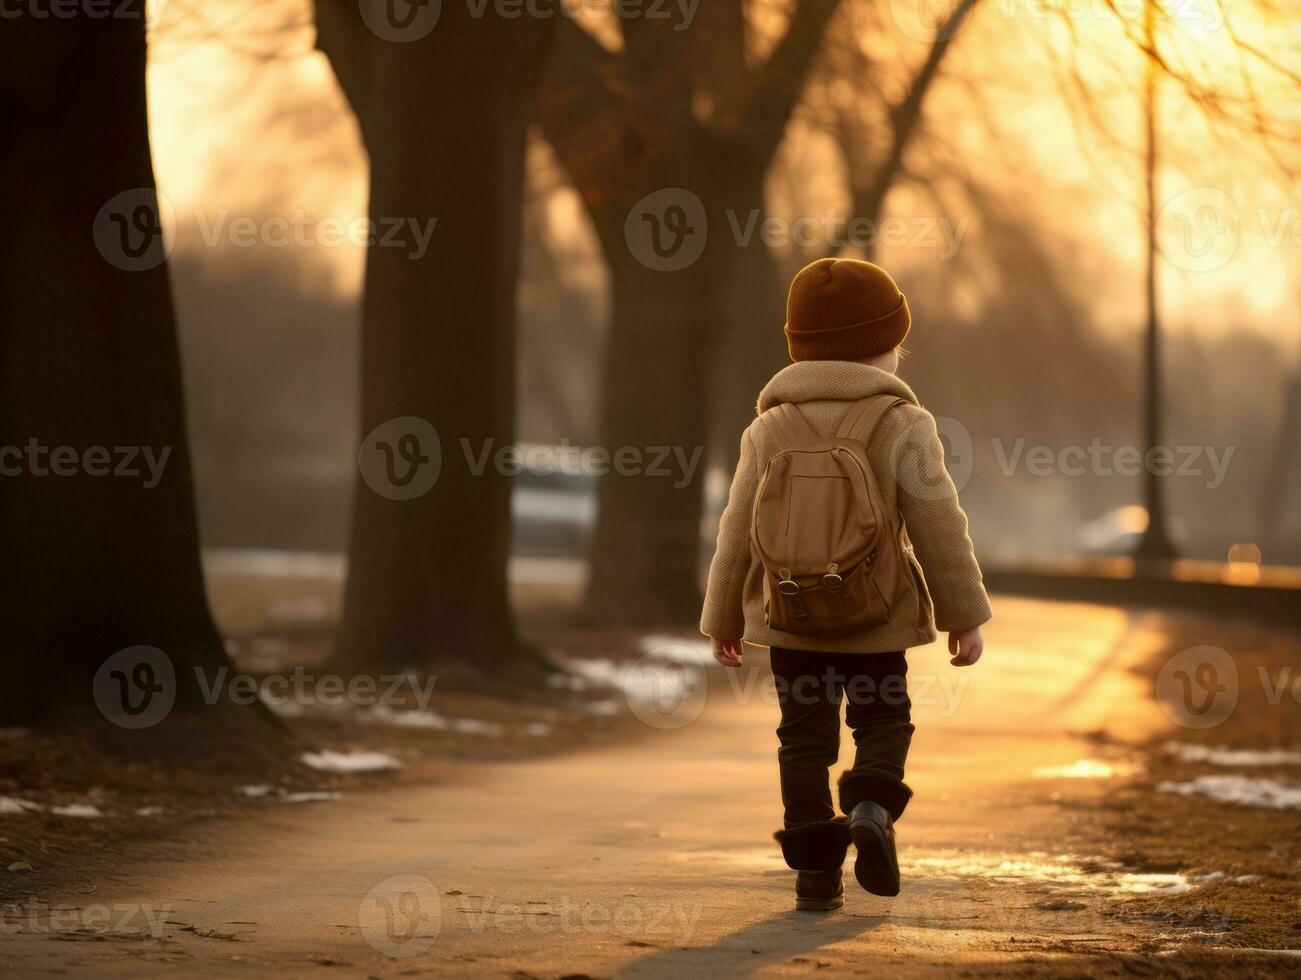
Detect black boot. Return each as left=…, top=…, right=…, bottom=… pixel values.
left=795, top=870, right=844, bottom=911
left=847, top=800, right=900, bottom=896
left=774, top=819, right=851, bottom=912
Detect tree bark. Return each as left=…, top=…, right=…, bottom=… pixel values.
left=326, top=4, right=553, bottom=679
left=708, top=161, right=790, bottom=473
left=580, top=205, right=720, bottom=622
left=540, top=2, right=844, bottom=626
left=0, top=16, right=261, bottom=736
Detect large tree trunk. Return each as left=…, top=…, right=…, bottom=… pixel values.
left=328, top=6, right=552, bottom=680
left=0, top=17, right=262, bottom=739
left=580, top=215, right=719, bottom=623
left=709, top=165, right=789, bottom=466
left=537, top=0, right=847, bottom=627
left=581, top=0, right=981, bottom=627
left=581, top=148, right=782, bottom=626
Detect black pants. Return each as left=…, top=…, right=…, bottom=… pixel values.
left=771, top=647, right=914, bottom=828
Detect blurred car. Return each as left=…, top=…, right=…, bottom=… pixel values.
left=510, top=444, right=726, bottom=559
left=1075, top=505, right=1186, bottom=556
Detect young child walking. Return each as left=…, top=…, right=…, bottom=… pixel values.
left=701, top=257, right=992, bottom=911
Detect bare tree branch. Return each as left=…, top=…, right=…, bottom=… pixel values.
left=740, top=0, right=845, bottom=161
left=850, top=0, right=983, bottom=225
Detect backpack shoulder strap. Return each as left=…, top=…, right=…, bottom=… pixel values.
left=836, top=395, right=906, bottom=446
left=757, top=402, right=820, bottom=451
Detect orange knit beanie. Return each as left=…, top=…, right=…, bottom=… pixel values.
left=784, top=258, right=911, bottom=361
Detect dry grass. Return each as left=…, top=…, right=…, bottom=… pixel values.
left=0, top=625, right=646, bottom=903
left=1095, top=612, right=1301, bottom=951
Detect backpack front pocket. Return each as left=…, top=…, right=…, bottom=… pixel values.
left=763, top=559, right=890, bottom=636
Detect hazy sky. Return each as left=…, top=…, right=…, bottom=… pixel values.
left=145, top=0, right=1299, bottom=350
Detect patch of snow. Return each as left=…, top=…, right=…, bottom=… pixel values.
left=1117, top=872, right=1193, bottom=895
left=1163, top=742, right=1301, bottom=767
left=552, top=652, right=705, bottom=718
left=903, top=850, right=1225, bottom=900
left=238, top=784, right=341, bottom=804
left=1157, top=775, right=1301, bottom=810
left=51, top=804, right=104, bottom=818
left=637, top=636, right=714, bottom=666
left=524, top=722, right=553, bottom=737
left=548, top=671, right=590, bottom=692
left=562, top=658, right=623, bottom=689
left=0, top=797, right=42, bottom=815
left=621, top=662, right=701, bottom=714
left=1213, top=948, right=1301, bottom=958
left=564, top=654, right=701, bottom=710
left=364, top=704, right=448, bottom=729
left=281, top=791, right=341, bottom=804
left=135, top=806, right=165, bottom=817
left=447, top=717, right=504, bottom=736
left=302, top=750, right=402, bottom=773
left=905, top=853, right=1092, bottom=885
left=361, top=704, right=504, bottom=736
left=1033, top=759, right=1140, bottom=779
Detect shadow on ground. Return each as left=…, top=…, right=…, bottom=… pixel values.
left=619, top=910, right=887, bottom=976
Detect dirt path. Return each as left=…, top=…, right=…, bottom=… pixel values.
left=0, top=598, right=1284, bottom=977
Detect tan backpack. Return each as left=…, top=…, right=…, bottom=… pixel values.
left=751, top=395, right=909, bottom=636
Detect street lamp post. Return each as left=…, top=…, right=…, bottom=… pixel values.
left=1135, top=0, right=1178, bottom=564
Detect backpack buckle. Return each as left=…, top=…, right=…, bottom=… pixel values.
left=777, top=568, right=800, bottom=597
left=823, top=563, right=846, bottom=618
left=776, top=569, right=808, bottom=620
left=821, top=562, right=843, bottom=591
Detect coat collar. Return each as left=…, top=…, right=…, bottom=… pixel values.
left=756, top=361, right=920, bottom=414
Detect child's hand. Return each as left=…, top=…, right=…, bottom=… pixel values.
left=948, top=626, right=984, bottom=666
left=711, top=636, right=743, bottom=668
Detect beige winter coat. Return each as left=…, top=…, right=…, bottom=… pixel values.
left=700, top=361, right=992, bottom=652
